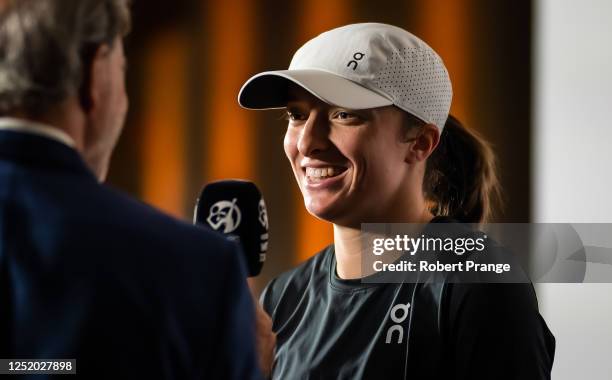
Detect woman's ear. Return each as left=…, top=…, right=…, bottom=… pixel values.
left=405, top=124, right=440, bottom=164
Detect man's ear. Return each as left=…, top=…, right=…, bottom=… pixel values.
left=405, top=124, right=440, bottom=164
left=79, top=44, right=111, bottom=112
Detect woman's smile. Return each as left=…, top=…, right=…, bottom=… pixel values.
left=302, top=164, right=349, bottom=188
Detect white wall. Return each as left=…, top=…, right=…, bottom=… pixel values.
left=534, top=0, right=612, bottom=378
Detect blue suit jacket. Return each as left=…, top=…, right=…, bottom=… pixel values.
left=0, top=130, right=262, bottom=379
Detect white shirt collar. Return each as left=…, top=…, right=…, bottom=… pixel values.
left=0, top=117, right=76, bottom=148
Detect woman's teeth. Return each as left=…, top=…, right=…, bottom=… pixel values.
left=306, top=167, right=340, bottom=179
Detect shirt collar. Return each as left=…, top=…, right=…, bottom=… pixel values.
left=0, top=117, right=76, bottom=148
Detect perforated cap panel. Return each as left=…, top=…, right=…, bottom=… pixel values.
left=373, top=46, right=452, bottom=129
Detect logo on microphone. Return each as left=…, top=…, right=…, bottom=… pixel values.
left=258, top=198, right=268, bottom=229
left=207, top=198, right=242, bottom=233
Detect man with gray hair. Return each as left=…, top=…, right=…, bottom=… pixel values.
left=0, top=1, right=262, bottom=378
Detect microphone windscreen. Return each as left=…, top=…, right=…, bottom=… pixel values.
left=194, top=180, right=268, bottom=277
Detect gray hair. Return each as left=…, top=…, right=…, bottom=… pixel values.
left=0, top=0, right=130, bottom=116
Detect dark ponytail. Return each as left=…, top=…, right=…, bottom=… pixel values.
left=423, top=115, right=502, bottom=223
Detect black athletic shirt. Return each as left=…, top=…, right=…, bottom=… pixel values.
left=260, top=217, right=555, bottom=379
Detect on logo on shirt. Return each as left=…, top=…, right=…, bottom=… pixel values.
left=385, top=303, right=411, bottom=344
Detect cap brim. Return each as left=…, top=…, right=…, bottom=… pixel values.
left=238, top=69, right=393, bottom=110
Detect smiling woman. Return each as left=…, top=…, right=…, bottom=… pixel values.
left=238, top=23, right=555, bottom=380
left=283, top=85, right=427, bottom=227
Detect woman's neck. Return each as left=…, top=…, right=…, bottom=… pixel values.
left=333, top=200, right=435, bottom=280
left=333, top=225, right=363, bottom=279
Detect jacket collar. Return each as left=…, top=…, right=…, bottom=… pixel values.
left=0, top=117, right=76, bottom=148
left=0, top=128, right=97, bottom=181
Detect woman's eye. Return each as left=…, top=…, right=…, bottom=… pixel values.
left=335, top=111, right=356, bottom=120
left=286, top=112, right=304, bottom=121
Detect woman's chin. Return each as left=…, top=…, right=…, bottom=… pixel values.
left=304, top=197, right=354, bottom=223
left=304, top=196, right=344, bottom=222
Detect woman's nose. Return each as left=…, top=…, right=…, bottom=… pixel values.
left=297, top=113, right=330, bottom=156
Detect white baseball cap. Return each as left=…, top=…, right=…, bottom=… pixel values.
left=238, top=23, right=453, bottom=130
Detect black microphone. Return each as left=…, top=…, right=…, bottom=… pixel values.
left=193, top=180, right=269, bottom=277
